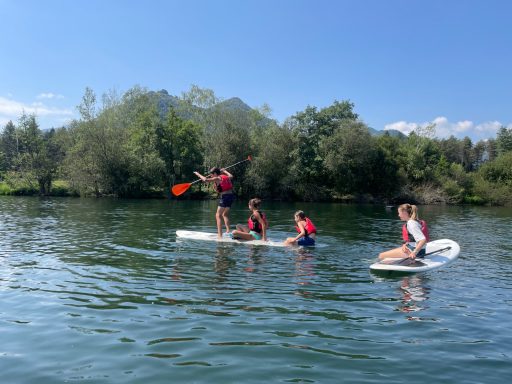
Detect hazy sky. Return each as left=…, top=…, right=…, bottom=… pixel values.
left=1, top=0, right=511, bottom=141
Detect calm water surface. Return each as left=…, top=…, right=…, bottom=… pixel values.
left=0, top=197, right=510, bottom=383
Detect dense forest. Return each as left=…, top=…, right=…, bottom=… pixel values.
left=1, top=85, right=511, bottom=205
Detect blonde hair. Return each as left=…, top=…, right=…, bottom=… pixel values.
left=295, top=210, right=306, bottom=219
left=399, top=204, right=419, bottom=220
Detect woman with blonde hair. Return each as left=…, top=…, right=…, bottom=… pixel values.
left=379, top=204, right=429, bottom=261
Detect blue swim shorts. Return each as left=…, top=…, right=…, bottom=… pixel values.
left=219, top=193, right=234, bottom=208
left=298, top=236, right=315, bottom=246
left=406, top=243, right=426, bottom=258
left=249, top=230, right=262, bottom=240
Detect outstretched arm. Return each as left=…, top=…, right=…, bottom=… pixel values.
left=221, top=168, right=233, bottom=179
left=194, top=171, right=220, bottom=183
left=193, top=171, right=207, bottom=182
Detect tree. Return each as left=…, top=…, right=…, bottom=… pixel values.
left=0, top=120, right=18, bottom=172
left=287, top=100, right=359, bottom=200
left=165, top=108, right=203, bottom=185
left=65, top=87, right=129, bottom=196
left=400, top=124, right=440, bottom=183
left=496, top=126, right=512, bottom=155
left=320, top=120, right=376, bottom=195
left=245, top=122, right=296, bottom=198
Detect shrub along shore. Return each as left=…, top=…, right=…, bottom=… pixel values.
left=1, top=86, right=511, bottom=205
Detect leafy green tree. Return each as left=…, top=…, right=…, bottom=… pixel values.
left=245, top=122, right=296, bottom=198
left=165, top=108, right=203, bottom=185
left=320, top=120, right=376, bottom=195
left=496, top=126, right=512, bottom=155
left=0, top=120, right=18, bottom=172
left=400, top=124, right=440, bottom=183
left=373, top=132, right=403, bottom=196
left=66, top=87, right=129, bottom=196
left=287, top=100, right=359, bottom=200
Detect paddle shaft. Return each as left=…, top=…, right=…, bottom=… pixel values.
left=196, top=157, right=251, bottom=181
left=171, top=156, right=251, bottom=196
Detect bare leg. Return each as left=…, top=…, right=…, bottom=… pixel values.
left=221, top=207, right=230, bottom=233
left=378, top=247, right=408, bottom=260
left=284, top=237, right=297, bottom=246
left=236, top=224, right=249, bottom=232
left=215, top=207, right=223, bottom=239
left=232, top=230, right=256, bottom=240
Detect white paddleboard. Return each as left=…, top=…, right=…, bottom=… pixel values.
left=370, top=239, right=460, bottom=272
left=176, top=230, right=286, bottom=247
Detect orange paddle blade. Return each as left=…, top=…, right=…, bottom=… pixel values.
left=171, top=182, right=192, bottom=196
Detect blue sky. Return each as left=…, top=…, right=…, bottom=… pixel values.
left=1, top=0, right=511, bottom=141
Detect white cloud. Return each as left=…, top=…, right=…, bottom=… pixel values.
left=384, top=116, right=511, bottom=141
left=37, top=92, right=64, bottom=100
left=0, top=96, right=74, bottom=128
left=383, top=121, right=419, bottom=136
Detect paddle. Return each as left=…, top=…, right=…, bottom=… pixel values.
left=171, top=155, right=252, bottom=196
left=380, top=246, right=452, bottom=265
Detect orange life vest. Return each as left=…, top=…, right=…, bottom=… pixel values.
left=295, top=217, right=317, bottom=236
left=216, top=174, right=233, bottom=193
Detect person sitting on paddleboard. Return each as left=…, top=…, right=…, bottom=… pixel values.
left=284, top=210, right=317, bottom=246
left=194, top=167, right=234, bottom=239
left=378, top=203, right=429, bottom=260
left=232, top=198, right=268, bottom=241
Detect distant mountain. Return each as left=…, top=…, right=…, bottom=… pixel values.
left=213, top=97, right=252, bottom=113
left=147, top=89, right=182, bottom=118
left=147, top=90, right=256, bottom=121
left=368, top=126, right=406, bottom=138
left=147, top=90, right=406, bottom=138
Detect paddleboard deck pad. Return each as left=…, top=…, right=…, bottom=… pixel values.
left=176, top=230, right=286, bottom=247
left=370, top=239, right=460, bottom=272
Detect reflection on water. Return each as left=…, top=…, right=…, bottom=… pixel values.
left=397, top=275, right=430, bottom=318
left=0, top=197, right=510, bottom=383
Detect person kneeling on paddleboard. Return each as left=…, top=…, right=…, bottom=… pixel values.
left=378, top=204, right=429, bottom=261
left=232, top=198, right=268, bottom=241
left=194, top=167, right=234, bottom=239
left=284, top=210, right=317, bottom=246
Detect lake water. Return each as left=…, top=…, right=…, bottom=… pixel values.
left=0, top=196, right=510, bottom=383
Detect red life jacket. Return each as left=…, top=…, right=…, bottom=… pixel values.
left=216, top=175, right=233, bottom=193
left=248, top=211, right=267, bottom=233
left=296, top=217, right=317, bottom=236
left=402, top=219, right=430, bottom=243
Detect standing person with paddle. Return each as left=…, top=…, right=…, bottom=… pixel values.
left=194, top=167, right=234, bottom=239
left=378, top=204, right=429, bottom=261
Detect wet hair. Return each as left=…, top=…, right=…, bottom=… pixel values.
left=398, top=204, right=419, bottom=220
left=294, top=210, right=306, bottom=220
left=209, top=167, right=221, bottom=175
left=249, top=198, right=261, bottom=210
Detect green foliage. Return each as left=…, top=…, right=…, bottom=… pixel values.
left=400, top=129, right=440, bottom=183
left=320, top=120, right=375, bottom=194
left=287, top=101, right=359, bottom=200
left=496, top=127, right=512, bottom=155
left=245, top=123, right=296, bottom=198
left=1, top=87, right=511, bottom=205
